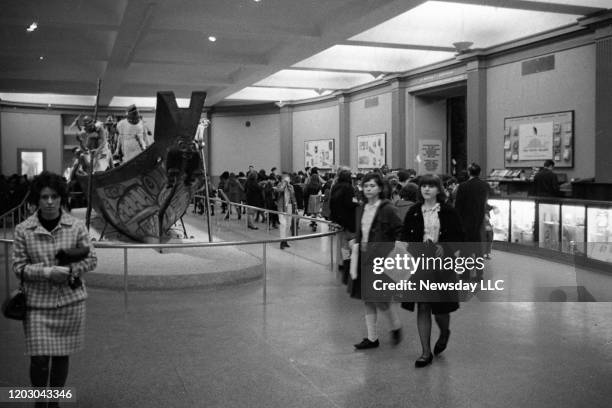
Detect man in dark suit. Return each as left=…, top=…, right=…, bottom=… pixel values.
left=454, top=163, right=490, bottom=277
left=533, top=160, right=560, bottom=197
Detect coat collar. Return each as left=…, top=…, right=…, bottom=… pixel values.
left=21, top=210, right=75, bottom=232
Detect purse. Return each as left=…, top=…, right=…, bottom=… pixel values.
left=2, top=271, right=26, bottom=321
left=56, top=247, right=90, bottom=290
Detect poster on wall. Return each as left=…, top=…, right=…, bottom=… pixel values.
left=518, top=122, right=553, bottom=160
left=504, top=111, right=573, bottom=168
left=357, top=133, right=386, bottom=169
left=417, top=139, right=443, bottom=175
left=304, top=139, right=334, bottom=169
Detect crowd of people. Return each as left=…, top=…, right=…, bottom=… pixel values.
left=8, top=162, right=494, bottom=402
left=202, top=162, right=494, bottom=367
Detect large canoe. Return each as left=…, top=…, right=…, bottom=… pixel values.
left=77, top=91, right=206, bottom=243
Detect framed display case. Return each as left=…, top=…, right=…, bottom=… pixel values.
left=561, top=205, right=585, bottom=254
left=587, top=207, right=612, bottom=263
left=511, top=200, right=535, bottom=244
left=539, top=203, right=560, bottom=250
left=18, top=149, right=46, bottom=178
left=488, top=196, right=611, bottom=272
left=489, top=199, right=509, bottom=242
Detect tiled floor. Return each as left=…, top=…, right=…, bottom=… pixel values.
left=0, top=210, right=611, bottom=408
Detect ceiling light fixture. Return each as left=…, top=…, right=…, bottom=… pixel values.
left=452, top=41, right=473, bottom=54
left=208, top=36, right=217, bottom=42
left=39, top=56, right=44, bottom=60
left=370, top=71, right=385, bottom=79
left=27, top=22, right=38, bottom=32
left=314, top=88, right=326, bottom=95
left=275, top=101, right=285, bottom=108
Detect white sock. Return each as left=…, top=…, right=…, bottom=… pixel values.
left=365, top=313, right=378, bottom=341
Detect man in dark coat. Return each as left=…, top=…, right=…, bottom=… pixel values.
left=454, top=163, right=489, bottom=265
left=533, top=160, right=560, bottom=197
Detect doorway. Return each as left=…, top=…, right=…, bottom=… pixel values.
left=447, top=96, right=467, bottom=179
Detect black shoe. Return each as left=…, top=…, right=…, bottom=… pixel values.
left=248, top=225, right=259, bottom=230
left=415, top=354, right=433, bottom=367
left=280, top=241, right=288, bottom=249
left=354, top=338, right=379, bottom=350
left=224, top=214, right=230, bottom=220
left=390, top=328, right=403, bottom=346
left=434, top=330, right=450, bottom=356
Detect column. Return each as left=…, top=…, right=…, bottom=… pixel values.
left=338, top=95, right=350, bottom=167
left=391, top=79, right=406, bottom=169
left=466, top=58, right=487, bottom=171
left=279, top=105, right=293, bottom=172
left=595, top=23, right=612, bottom=182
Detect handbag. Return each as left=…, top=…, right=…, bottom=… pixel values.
left=56, top=247, right=90, bottom=290
left=2, top=271, right=26, bottom=321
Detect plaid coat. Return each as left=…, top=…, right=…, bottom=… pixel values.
left=13, top=211, right=97, bottom=308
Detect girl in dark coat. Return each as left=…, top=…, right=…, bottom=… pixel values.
left=349, top=172, right=403, bottom=350
left=401, top=174, right=465, bottom=367
left=330, top=168, right=358, bottom=283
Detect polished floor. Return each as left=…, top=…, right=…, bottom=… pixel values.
left=0, top=210, right=611, bottom=408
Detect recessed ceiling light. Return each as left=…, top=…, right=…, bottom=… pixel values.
left=208, top=36, right=216, bottom=42
left=253, top=0, right=262, bottom=3
left=39, top=56, right=44, bottom=60
left=27, top=22, right=38, bottom=32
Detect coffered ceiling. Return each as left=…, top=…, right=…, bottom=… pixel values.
left=0, top=0, right=609, bottom=108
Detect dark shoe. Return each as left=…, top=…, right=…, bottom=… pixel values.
left=434, top=330, right=450, bottom=356
left=415, top=354, right=433, bottom=367
left=354, top=338, right=379, bottom=350
left=390, top=328, right=403, bottom=346
left=248, top=225, right=259, bottom=230
left=223, top=214, right=230, bottom=220
left=280, top=241, right=289, bottom=249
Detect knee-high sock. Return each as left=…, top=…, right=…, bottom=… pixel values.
left=365, top=313, right=378, bottom=341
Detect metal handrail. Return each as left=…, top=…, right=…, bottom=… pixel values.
left=0, top=191, right=30, bottom=219
left=1, top=201, right=342, bottom=309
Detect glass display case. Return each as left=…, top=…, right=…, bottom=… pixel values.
left=561, top=205, right=585, bottom=254
left=489, top=199, right=509, bottom=242
left=539, top=203, right=560, bottom=250
left=487, top=197, right=611, bottom=270
left=587, top=207, right=612, bottom=262
left=511, top=200, right=535, bottom=244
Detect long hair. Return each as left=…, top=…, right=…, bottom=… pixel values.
left=417, top=174, right=446, bottom=203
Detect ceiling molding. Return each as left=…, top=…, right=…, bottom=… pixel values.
left=444, top=0, right=604, bottom=16
left=339, top=40, right=457, bottom=52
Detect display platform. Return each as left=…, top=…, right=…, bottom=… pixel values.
left=72, top=208, right=263, bottom=290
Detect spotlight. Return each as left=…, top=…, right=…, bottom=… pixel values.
left=275, top=101, right=285, bottom=108
left=208, top=36, right=217, bottom=42
left=27, top=22, right=38, bottom=32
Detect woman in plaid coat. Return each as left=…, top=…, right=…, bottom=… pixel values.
left=12, top=171, right=97, bottom=399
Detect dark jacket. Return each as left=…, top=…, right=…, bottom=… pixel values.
left=401, top=202, right=464, bottom=314
left=454, top=177, right=489, bottom=242
left=349, top=200, right=402, bottom=299
left=330, top=181, right=358, bottom=232
left=245, top=178, right=264, bottom=208
left=533, top=167, right=560, bottom=197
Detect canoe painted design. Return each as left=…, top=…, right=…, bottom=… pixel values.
left=78, top=91, right=206, bottom=242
